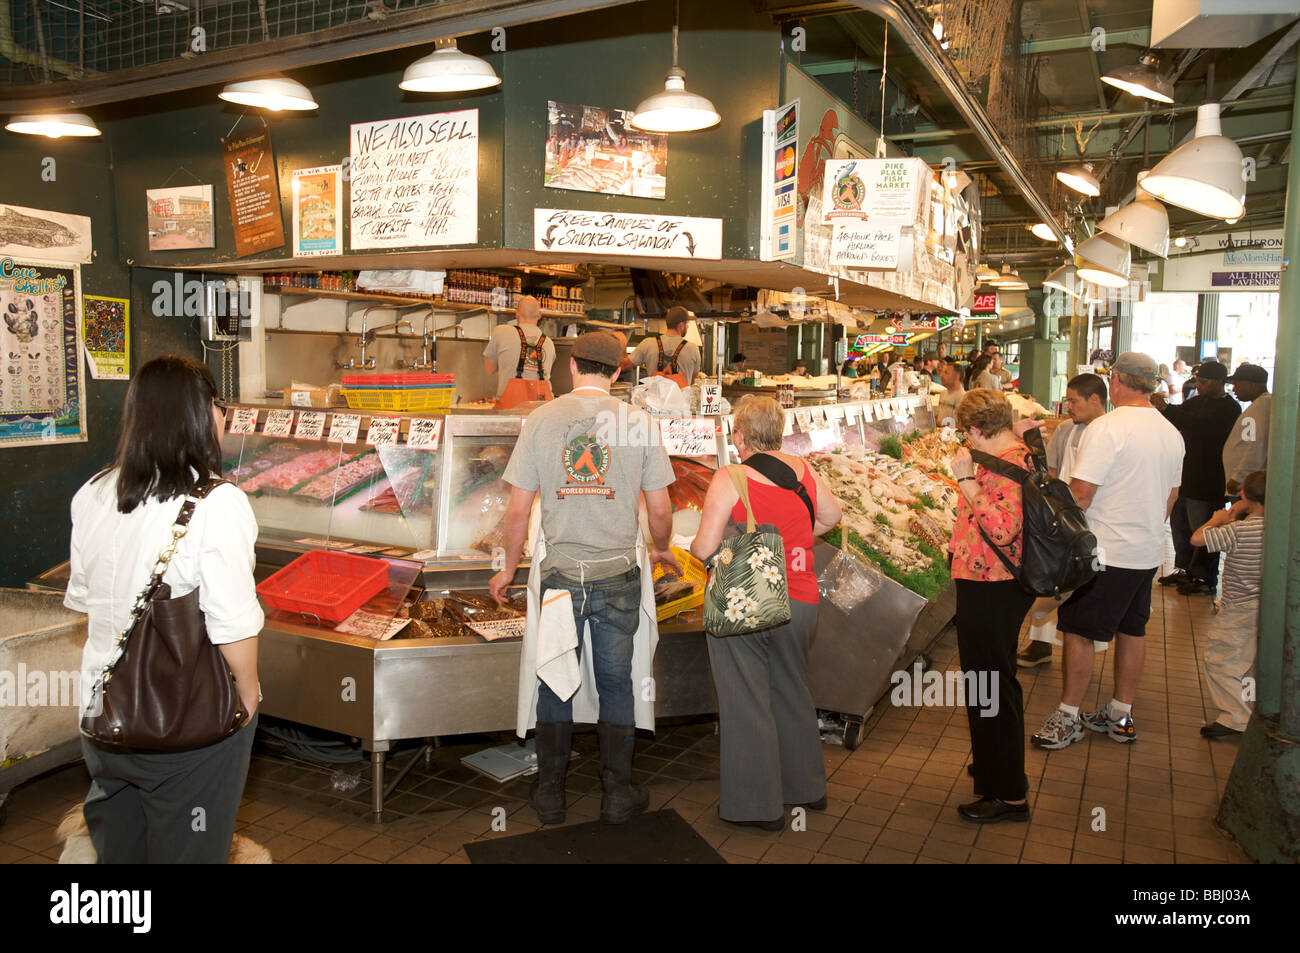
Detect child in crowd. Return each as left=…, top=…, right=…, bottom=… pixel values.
left=1191, top=469, right=1266, bottom=738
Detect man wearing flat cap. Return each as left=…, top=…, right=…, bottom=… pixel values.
left=490, top=331, right=681, bottom=830
left=1222, top=363, right=1271, bottom=498
left=1151, top=359, right=1241, bottom=596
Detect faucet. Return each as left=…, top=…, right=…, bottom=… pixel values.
left=334, top=308, right=412, bottom=370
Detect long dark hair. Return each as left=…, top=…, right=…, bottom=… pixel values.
left=967, top=353, right=992, bottom=388
left=96, top=355, right=222, bottom=513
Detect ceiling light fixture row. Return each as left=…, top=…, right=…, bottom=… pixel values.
left=10, top=4, right=719, bottom=138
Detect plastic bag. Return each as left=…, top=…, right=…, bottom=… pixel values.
left=631, top=375, right=690, bottom=415
left=818, top=549, right=883, bottom=614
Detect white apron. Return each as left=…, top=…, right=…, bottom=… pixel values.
left=515, top=520, right=659, bottom=737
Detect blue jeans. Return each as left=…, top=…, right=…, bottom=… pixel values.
left=536, top=569, right=641, bottom=726
left=1171, top=496, right=1224, bottom=585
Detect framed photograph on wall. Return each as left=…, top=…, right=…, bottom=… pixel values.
left=544, top=101, right=667, bottom=200
left=146, top=184, right=216, bottom=251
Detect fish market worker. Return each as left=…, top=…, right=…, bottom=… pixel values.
left=483, top=295, right=556, bottom=408
left=489, top=331, right=681, bottom=828
left=628, top=306, right=700, bottom=387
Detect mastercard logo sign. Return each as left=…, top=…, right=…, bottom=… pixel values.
left=774, top=145, right=795, bottom=181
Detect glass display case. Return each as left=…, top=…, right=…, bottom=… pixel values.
left=219, top=406, right=524, bottom=564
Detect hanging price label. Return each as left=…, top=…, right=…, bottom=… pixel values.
left=824, top=405, right=845, bottom=421
left=842, top=404, right=860, bottom=424
left=227, top=407, right=259, bottom=435
left=262, top=409, right=295, bottom=438
left=793, top=408, right=812, bottom=432
left=294, top=411, right=327, bottom=441
left=658, top=417, right=718, bottom=456
left=781, top=413, right=795, bottom=437
left=406, top=417, right=443, bottom=450
left=365, top=416, right=401, bottom=446
left=327, top=414, right=361, bottom=444
left=811, top=407, right=829, bottom=429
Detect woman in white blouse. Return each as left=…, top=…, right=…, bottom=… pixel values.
left=65, top=355, right=263, bottom=863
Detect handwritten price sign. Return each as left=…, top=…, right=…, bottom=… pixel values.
left=327, top=414, right=361, bottom=445
left=294, top=411, right=326, bottom=441
left=263, top=409, right=295, bottom=437
left=659, top=417, right=717, bottom=456
left=227, top=407, right=259, bottom=435
left=406, top=417, right=443, bottom=450
left=365, top=416, right=401, bottom=446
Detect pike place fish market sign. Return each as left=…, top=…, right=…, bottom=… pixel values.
left=533, top=208, right=722, bottom=259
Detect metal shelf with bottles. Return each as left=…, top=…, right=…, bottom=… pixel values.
left=219, top=406, right=527, bottom=571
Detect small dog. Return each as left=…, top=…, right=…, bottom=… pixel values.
left=56, top=806, right=272, bottom=864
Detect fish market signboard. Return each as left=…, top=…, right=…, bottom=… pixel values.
left=1160, top=229, right=1282, bottom=292
left=0, top=205, right=92, bottom=265
left=534, top=209, right=722, bottom=259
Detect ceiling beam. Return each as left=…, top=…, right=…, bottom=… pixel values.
left=1019, top=27, right=1149, bottom=55
left=800, top=57, right=880, bottom=75
left=1075, top=0, right=1109, bottom=111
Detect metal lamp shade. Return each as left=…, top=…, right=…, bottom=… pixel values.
left=5, top=112, right=101, bottom=137
left=219, top=76, right=318, bottom=110
left=1043, top=262, right=1083, bottom=298
left=1056, top=164, right=1101, bottom=197
left=1075, top=233, right=1131, bottom=289
left=399, top=44, right=501, bottom=92
left=1098, top=198, right=1170, bottom=258
left=631, top=69, right=719, bottom=132
left=1140, top=104, right=1245, bottom=220
left=1101, top=62, right=1175, bottom=104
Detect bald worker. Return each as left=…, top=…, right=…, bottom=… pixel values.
left=484, top=295, right=557, bottom=399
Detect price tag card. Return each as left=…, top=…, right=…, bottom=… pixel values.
left=366, top=416, right=401, bottom=446
left=658, top=417, right=718, bottom=456
left=793, top=408, right=812, bottom=432
left=782, top=413, right=795, bottom=437
left=466, top=618, right=527, bottom=642
left=294, top=411, right=327, bottom=441
left=262, top=409, right=295, bottom=438
left=809, top=428, right=838, bottom=451
left=824, top=405, right=845, bottom=421
left=811, top=407, right=829, bottom=429
left=699, top=383, right=723, bottom=416
left=406, top=417, right=443, bottom=450
left=327, top=413, right=362, bottom=445
left=409, top=548, right=440, bottom=561
left=347, top=544, right=389, bottom=554
left=842, top=404, right=860, bottom=424
left=227, top=407, right=259, bottom=435
left=336, top=610, right=411, bottom=641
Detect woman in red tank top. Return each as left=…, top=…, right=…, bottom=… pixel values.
left=692, top=396, right=843, bottom=830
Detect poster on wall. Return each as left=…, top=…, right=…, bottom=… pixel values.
left=533, top=208, right=722, bottom=259
left=81, top=295, right=129, bottom=380
left=544, top=101, right=668, bottom=200
left=0, top=258, right=86, bottom=447
left=221, top=124, right=286, bottom=258
left=760, top=100, right=798, bottom=261
left=820, top=158, right=927, bottom=229
left=291, top=165, right=344, bottom=257
left=0, top=205, right=92, bottom=264
left=349, top=109, right=479, bottom=249
left=146, top=185, right=215, bottom=250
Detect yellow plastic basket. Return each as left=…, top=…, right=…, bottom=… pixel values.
left=653, top=545, right=707, bottom=622
left=341, top=387, right=454, bottom=413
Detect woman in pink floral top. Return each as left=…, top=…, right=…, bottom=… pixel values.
left=947, top=389, right=1039, bottom=825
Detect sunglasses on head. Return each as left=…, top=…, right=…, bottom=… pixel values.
left=213, top=397, right=229, bottom=413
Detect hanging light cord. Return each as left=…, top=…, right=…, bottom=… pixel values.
left=672, top=0, right=680, bottom=70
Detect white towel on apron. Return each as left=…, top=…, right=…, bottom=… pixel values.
left=536, top=589, right=581, bottom=701
left=516, top=523, right=659, bottom=737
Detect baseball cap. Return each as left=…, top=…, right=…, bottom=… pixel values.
left=1195, top=360, right=1227, bottom=380
left=1226, top=363, right=1268, bottom=384
left=1110, top=351, right=1159, bottom=380
left=571, top=331, right=624, bottom=368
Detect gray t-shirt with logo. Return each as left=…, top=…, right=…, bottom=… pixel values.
left=503, top=392, right=675, bottom=580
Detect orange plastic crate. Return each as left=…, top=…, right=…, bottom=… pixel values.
left=257, top=550, right=389, bottom=623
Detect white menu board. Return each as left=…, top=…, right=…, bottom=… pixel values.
left=349, top=110, right=479, bottom=249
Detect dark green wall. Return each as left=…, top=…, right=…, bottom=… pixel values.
left=501, top=2, right=779, bottom=257
left=0, top=140, right=200, bottom=588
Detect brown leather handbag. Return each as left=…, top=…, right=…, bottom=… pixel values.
left=80, top=479, right=249, bottom=752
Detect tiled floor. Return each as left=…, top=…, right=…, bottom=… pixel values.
left=1, top=582, right=1252, bottom=864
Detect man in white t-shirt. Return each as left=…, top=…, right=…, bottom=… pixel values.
left=1017, top=372, right=1109, bottom=669
left=1031, top=353, right=1184, bottom=750
left=483, top=296, right=556, bottom=398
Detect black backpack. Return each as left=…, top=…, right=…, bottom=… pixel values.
left=969, top=430, right=1097, bottom=598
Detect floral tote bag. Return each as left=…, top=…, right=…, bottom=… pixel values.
left=702, top=465, right=792, bottom=636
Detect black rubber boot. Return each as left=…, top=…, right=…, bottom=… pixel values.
left=597, top=722, right=649, bottom=824
left=530, top=722, right=572, bottom=825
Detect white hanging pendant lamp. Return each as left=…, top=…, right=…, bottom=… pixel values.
left=5, top=113, right=101, bottom=137
left=400, top=37, right=502, bottom=93
left=1140, top=103, right=1245, bottom=220
left=219, top=76, right=318, bottom=111
left=630, top=0, right=719, bottom=133
left=1075, top=233, right=1131, bottom=289
left=1097, top=173, right=1170, bottom=258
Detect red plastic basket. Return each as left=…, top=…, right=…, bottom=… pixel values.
left=256, top=550, right=389, bottom=623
